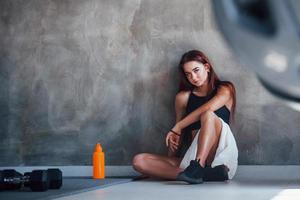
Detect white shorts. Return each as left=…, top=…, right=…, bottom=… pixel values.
left=179, top=118, right=238, bottom=179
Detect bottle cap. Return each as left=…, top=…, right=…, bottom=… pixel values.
left=94, top=143, right=102, bottom=152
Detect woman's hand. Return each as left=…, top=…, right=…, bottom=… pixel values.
left=165, top=126, right=182, bottom=153
left=166, top=131, right=180, bottom=153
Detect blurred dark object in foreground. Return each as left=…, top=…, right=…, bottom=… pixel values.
left=213, top=0, right=300, bottom=111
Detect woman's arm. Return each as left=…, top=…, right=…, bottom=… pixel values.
left=175, top=91, right=188, bottom=123
left=167, top=91, right=189, bottom=155
left=173, top=85, right=232, bottom=134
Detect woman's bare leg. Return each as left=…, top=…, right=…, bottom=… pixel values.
left=132, top=153, right=183, bottom=180
left=196, top=110, right=222, bottom=167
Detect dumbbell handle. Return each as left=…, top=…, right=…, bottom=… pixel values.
left=3, top=175, right=30, bottom=184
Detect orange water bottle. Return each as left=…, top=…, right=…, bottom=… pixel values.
left=93, top=143, right=105, bottom=179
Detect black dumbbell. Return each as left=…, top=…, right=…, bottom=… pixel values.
left=0, top=168, right=62, bottom=192
left=23, top=168, right=63, bottom=191
left=26, top=170, right=49, bottom=191
left=47, top=168, right=63, bottom=189
left=0, top=169, right=23, bottom=190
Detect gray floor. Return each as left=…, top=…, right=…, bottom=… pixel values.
left=0, top=178, right=133, bottom=200
left=54, top=166, right=300, bottom=200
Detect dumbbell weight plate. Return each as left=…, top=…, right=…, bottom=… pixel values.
left=29, top=170, right=49, bottom=191
left=47, top=168, right=62, bottom=189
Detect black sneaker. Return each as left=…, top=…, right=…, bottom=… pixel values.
left=176, top=159, right=204, bottom=184
left=203, top=165, right=229, bottom=182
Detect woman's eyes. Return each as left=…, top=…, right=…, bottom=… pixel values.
left=185, top=68, right=200, bottom=78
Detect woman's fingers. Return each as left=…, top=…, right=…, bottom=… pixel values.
left=169, top=138, right=179, bottom=149
left=165, top=132, right=180, bottom=148
left=170, top=139, right=179, bottom=146
left=165, top=133, right=170, bottom=146
left=169, top=142, right=178, bottom=152
left=169, top=143, right=175, bottom=152
left=170, top=135, right=179, bottom=145
left=166, top=132, right=173, bottom=147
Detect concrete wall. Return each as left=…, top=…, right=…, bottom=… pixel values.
left=0, top=0, right=299, bottom=166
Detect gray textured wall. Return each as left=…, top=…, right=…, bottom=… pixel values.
left=1, top=0, right=300, bottom=166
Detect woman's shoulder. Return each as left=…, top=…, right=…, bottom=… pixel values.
left=217, top=81, right=235, bottom=97
left=218, top=80, right=235, bottom=88
left=175, top=90, right=191, bottom=105
left=176, top=90, right=190, bottom=98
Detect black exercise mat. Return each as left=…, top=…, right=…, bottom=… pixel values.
left=0, top=177, right=132, bottom=200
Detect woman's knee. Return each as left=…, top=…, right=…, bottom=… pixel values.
left=200, top=110, right=217, bottom=122
left=200, top=110, right=222, bottom=135
left=132, top=153, right=150, bottom=171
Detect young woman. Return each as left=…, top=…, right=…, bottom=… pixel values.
left=132, top=50, right=238, bottom=184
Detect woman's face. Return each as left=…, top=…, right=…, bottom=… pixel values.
left=183, top=61, right=209, bottom=87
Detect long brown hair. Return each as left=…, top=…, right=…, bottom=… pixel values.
left=178, top=50, right=236, bottom=122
